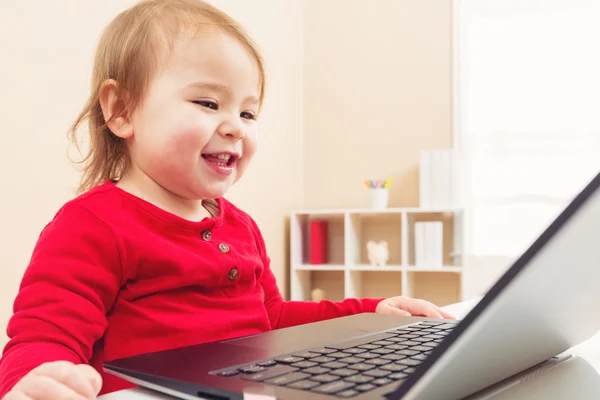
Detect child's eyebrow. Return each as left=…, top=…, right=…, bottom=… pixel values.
left=187, top=82, right=259, bottom=105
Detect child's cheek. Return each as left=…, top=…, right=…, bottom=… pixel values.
left=168, top=123, right=211, bottom=156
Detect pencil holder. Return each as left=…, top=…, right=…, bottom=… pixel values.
left=371, top=188, right=389, bottom=209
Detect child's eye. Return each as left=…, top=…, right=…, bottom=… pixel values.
left=241, top=111, right=256, bottom=120
left=194, top=100, right=218, bottom=110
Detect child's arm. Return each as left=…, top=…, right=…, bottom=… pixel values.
left=0, top=203, right=122, bottom=398
left=260, top=262, right=384, bottom=329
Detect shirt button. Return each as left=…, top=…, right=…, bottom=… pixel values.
left=219, top=243, right=230, bottom=253
left=202, top=230, right=212, bottom=241
left=228, top=268, right=239, bottom=280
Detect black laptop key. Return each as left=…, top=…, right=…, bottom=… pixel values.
left=326, top=333, right=397, bottom=350
left=422, top=328, right=442, bottom=333
left=310, top=356, right=335, bottom=363
left=241, top=365, right=267, bottom=374
left=218, top=369, right=239, bottom=377
left=348, top=363, right=376, bottom=371
left=386, top=344, right=408, bottom=351
left=258, top=360, right=277, bottom=367
left=386, top=337, right=408, bottom=343
left=330, top=368, right=358, bottom=377
left=400, top=341, right=421, bottom=346
left=322, top=361, right=348, bottom=369
left=396, top=349, right=419, bottom=356
left=291, top=361, right=319, bottom=369
left=397, top=334, right=419, bottom=339
left=366, top=358, right=392, bottom=366
left=355, top=383, right=377, bottom=392
left=438, top=323, right=458, bottom=330
left=339, top=357, right=363, bottom=364
left=420, top=321, right=444, bottom=326
left=344, top=374, right=374, bottom=384
left=410, top=345, right=434, bottom=352
left=328, top=352, right=352, bottom=359
left=412, top=354, right=428, bottom=361
left=313, top=381, right=356, bottom=395
left=294, top=351, right=321, bottom=359
left=242, top=365, right=299, bottom=382
left=403, top=327, right=423, bottom=331
left=381, top=354, right=405, bottom=362
left=303, top=366, right=331, bottom=375
left=424, top=334, right=445, bottom=340
left=343, top=348, right=367, bottom=355
left=264, top=371, right=310, bottom=386
left=372, top=378, right=393, bottom=386
left=355, top=352, right=379, bottom=359
left=275, top=356, right=304, bottom=364
left=287, top=379, right=320, bottom=390
left=413, top=337, right=435, bottom=343
left=371, top=348, right=395, bottom=355
left=311, top=348, right=338, bottom=354
left=380, top=364, right=407, bottom=372
left=310, top=374, right=340, bottom=383
left=364, top=369, right=391, bottom=378
left=358, top=344, right=381, bottom=350
left=389, top=372, right=409, bottom=379
left=398, top=358, right=421, bottom=367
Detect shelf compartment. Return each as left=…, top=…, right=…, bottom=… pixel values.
left=347, top=270, right=402, bottom=300
left=406, top=211, right=461, bottom=267
left=404, top=271, right=461, bottom=307
left=345, top=213, right=403, bottom=267
left=291, top=212, right=345, bottom=267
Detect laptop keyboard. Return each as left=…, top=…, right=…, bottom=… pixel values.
left=214, top=321, right=457, bottom=398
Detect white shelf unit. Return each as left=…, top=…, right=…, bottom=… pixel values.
left=290, top=207, right=465, bottom=306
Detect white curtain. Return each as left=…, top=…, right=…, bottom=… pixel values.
left=456, top=0, right=600, bottom=263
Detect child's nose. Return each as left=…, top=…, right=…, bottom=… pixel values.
left=217, top=119, right=245, bottom=140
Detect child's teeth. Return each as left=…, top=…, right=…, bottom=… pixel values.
left=216, top=154, right=230, bottom=160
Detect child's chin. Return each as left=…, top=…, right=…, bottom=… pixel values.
left=201, top=183, right=232, bottom=199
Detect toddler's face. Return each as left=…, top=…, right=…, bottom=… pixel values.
left=128, top=28, right=260, bottom=200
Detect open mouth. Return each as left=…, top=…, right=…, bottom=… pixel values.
left=201, top=153, right=237, bottom=167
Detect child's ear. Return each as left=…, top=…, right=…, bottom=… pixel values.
left=99, top=79, right=133, bottom=139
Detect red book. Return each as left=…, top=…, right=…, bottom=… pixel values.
left=309, top=220, right=328, bottom=264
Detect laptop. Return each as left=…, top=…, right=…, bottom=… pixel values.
left=103, top=170, right=600, bottom=400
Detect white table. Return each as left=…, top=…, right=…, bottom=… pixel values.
left=100, top=298, right=600, bottom=399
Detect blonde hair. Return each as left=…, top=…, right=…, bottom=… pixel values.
left=69, top=0, right=266, bottom=194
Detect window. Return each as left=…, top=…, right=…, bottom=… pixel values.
left=455, top=0, right=600, bottom=263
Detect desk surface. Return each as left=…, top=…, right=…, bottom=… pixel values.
left=99, top=298, right=600, bottom=400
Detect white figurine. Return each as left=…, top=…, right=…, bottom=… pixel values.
left=366, top=240, right=389, bottom=267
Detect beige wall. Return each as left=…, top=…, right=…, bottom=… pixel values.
left=303, top=0, right=453, bottom=209
left=0, top=0, right=452, bottom=347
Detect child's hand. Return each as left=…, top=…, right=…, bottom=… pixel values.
left=4, top=361, right=101, bottom=400
left=376, top=296, right=455, bottom=320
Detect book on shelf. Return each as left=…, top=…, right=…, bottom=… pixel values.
left=419, top=149, right=455, bottom=208
left=309, top=220, right=328, bottom=264
left=415, top=221, right=443, bottom=267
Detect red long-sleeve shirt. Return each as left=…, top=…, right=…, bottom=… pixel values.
left=0, top=181, right=383, bottom=397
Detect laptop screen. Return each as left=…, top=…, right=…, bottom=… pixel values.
left=387, top=170, right=600, bottom=399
